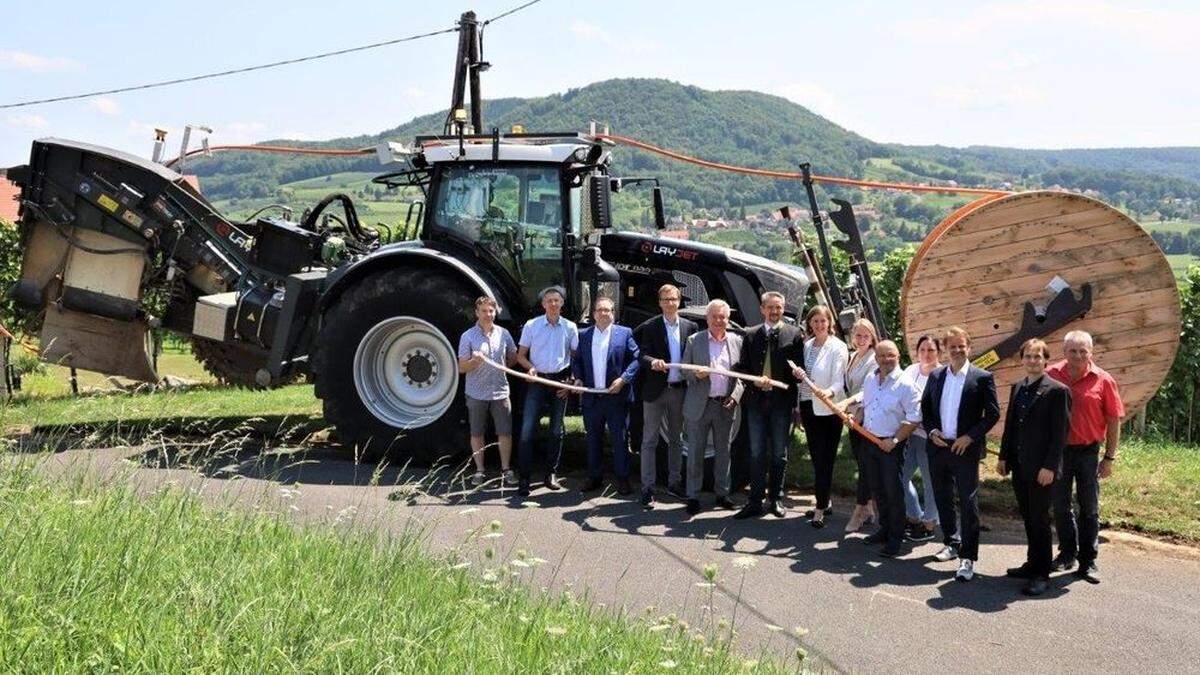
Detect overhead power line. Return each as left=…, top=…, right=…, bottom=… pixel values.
left=0, top=1, right=548, bottom=110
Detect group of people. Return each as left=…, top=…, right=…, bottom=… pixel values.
left=457, top=285, right=1124, bottom=596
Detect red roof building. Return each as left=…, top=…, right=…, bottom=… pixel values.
left=0, top=169, right=20, bottom=224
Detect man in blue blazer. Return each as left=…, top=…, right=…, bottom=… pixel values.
left=572, top=296, right=641, bottom=495
left=920, top=326, right=1000, bottom=582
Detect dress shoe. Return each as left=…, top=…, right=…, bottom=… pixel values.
left=879, top=546, right=902, bottom=558
left=615, top=478, right=633, bottom=496
left=715, top=496, right=737, bottom=510
left=1022, top=577, right=1050, bottom=596
left=517, top=479, right=531, bottom=497
left=667, top=482, right=687, bottom=499
left=1051, top=553, right=1076, bottom=572
left=905, top=524, right=936, bottom=542
left=1075, top=561, right=1100, bottom=584
left=804, top=506, right=834, bottom=519
left=1006, top=564, right=1036, bottom=579
left=767, top=501, right=786, bottom=518
left=955, top=559, right=975, bottom=582
left=544, top=473, right=564, bottom=491
left=733, top=504, right=764, bottom=520
left=862, top=530, right=887, bottom=545
left=581, top=477, right=603, bottom=493
left=686, top=498, right=701, bottom=515
left=810, top=510, right=827, bottom=529
left=639, top=488, right=654, bottom=509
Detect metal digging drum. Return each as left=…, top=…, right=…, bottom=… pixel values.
left=901, top=190, right=1181, bottom=436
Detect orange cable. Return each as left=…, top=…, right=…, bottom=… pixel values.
left=595, top=133, right=1011, bottom=197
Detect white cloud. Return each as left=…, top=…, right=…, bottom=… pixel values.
left=568, top=20, right=660, bottom=56
left=988, top=52, right=1040, bottom=73
left=932, top=84, right=1045, bottom=110
left=773, top=82, right=841, bottom=119
left=0, top=50, right=82, bottom=73
left=87, top=97, right=121, bottom=116
left=893, top=1, right=1197, bottom=53
left=6, top=113, right=49, bottom=129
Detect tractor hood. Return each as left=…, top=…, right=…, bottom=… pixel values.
left=598, top=231, right=810, bottom=316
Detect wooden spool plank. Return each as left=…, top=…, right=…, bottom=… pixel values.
left=901, top=191, right=1180, bottom=437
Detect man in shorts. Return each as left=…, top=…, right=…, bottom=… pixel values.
left=458, top=296, right=519, bottom=486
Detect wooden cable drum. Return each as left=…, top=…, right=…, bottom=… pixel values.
left=901, top=190, right=1180, bottom=434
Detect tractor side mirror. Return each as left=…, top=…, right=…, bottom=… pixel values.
left=652, top=186, right=666, bottom=230
left=588, top=175, right=613, bottom=230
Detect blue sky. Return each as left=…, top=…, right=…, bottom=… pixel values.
left=2, top=1, right=1197, bottom=167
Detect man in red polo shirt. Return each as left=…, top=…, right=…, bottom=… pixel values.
left=1045, top=330, right=1124, bottom=584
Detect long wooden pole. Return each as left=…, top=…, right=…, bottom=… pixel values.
left=788, top=359, right=886, bottom=449
left=475, top=353, right=788, bottom=393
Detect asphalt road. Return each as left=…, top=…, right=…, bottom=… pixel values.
left=34, top=445, right=1200, bottom=674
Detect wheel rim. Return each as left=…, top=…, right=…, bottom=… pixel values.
left=353, top=316, right=458, bottom=429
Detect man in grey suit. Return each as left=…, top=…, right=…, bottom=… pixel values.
left=681, top=299, right=745, bottom=516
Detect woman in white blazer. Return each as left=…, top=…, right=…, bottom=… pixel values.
left=795, top=305, right=848, bottom=528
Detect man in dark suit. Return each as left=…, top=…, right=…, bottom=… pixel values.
left=921, top=326, right=1001, bottom=582
left=998, top=338, right=1071, bottom=596
left=572, top=295, right=640, bottom=495
left=633, top=284, right=699, bottom=509
left=734, top=291, right=805, bottom=519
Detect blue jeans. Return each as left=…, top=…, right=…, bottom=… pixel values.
left=1054, top=445, right=1101, bottom=564
left=518, top=382, right=566, bottom=480
left=746, top=403, right=791, bottom=506
left=583, top=395, right=630, bottom=479
left=902, top=434, right=939, bottom=524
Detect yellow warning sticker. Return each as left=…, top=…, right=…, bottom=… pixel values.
left=972, top=350, right=1000, bottom=370
left=97, top=194, right=119, bottom=212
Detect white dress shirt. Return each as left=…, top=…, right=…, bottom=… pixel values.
left=862, top=366, right=922, bottom=438
left=590, top=324, right=612, bottom=389
left=938, top=360, right=970, bottom=439
left=664, top=316, right=683, bottom=383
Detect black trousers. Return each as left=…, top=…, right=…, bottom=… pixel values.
left=1012, top=462, right=1055, bottom=577
left=865, top=440, right=906, bottom=551
left=928, top=446, right=982, bottom=561
left=850, top=434, right=872, bottom=505
left=799, top=399, right=845, bottom=510
left=1054, top=444, right=1101, bottom=565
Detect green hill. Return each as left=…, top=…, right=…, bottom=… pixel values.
left=190, top=77, right=1200, bottom=229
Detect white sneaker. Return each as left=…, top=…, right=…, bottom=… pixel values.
left=470, top=471, right=486, bottom=487
left=501, top=469, right=516, bottom=485
left=956, top=559, right=975, bottom=582
left=933, top=545, right=959, bottom=563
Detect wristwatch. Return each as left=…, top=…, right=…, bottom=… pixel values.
left=891, top=437, right=901, bottom=445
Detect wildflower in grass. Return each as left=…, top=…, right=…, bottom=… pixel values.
left=546, top=626, right=567, bottom=636
left=483, top=547, right=495, bottom=560
left=742, top=660, right=759, bottom=669
left=695, top=581, right=715, bottom=589
left=458, top=507, right=480, bottom=515
left=481, top=531, right=504, bottom=539
left=702, top=562, right=719, bottom=583
left=703, top=647, right=715, bottom=657
left=515, top=548, right=529, bottom=560
left=793, top=626, right=809, bottom=638
left=732, top=555, right=756, bottom=570
left=692, top=633, right=705, bottom=643
left=278, top=487, right=300, bottom=499
left=511, top=559, right=530, bottom=568
left=518, top=614, right=531, bottom=623
left=70, top=499, right=91, bottom=506
left=659, top=660, right=677, bottom=669
left=795, top=647, right=808, bottom=663
left=481, top=569, right=499, bottom=583
left=765, top=623, right=783, bottom=633
left=449, top=561, right=472, bottom=570
left=717, top=618, right=730, bottom=630
left=529, top=557, right=549, bottom=566
left=488, top=519, right=502, bottom=532
left=649, top=624, right=671, bottom=633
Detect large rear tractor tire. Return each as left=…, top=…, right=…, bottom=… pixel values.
left=312, top=267, right=477, bottom=464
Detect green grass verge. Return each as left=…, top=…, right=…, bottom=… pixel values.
left=0, top=465, right=786, bottom=672
left=1165, top=253, right=1197, bottom=278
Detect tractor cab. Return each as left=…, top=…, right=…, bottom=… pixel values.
left=375, top=132, right=620, bottom=324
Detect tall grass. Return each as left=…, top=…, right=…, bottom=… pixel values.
left=0, top=464, right=788, bottom=673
